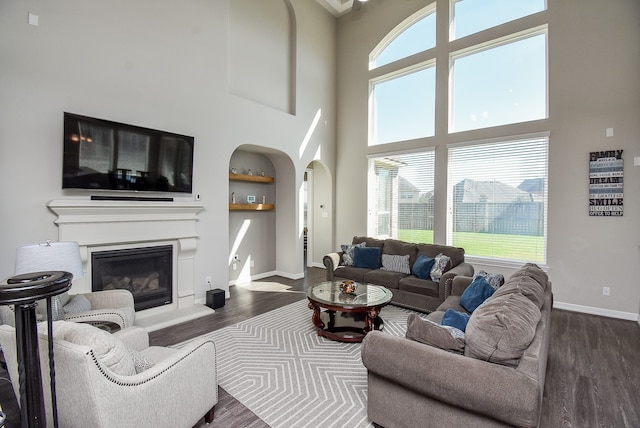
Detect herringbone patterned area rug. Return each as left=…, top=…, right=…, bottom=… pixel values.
left=182, top=299, right=416, bottom=428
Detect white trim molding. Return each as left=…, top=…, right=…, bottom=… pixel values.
left=554, top=301, right=639, bottom=322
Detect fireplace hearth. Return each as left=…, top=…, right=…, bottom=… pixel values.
left=92, top=245, right=173, bottom=312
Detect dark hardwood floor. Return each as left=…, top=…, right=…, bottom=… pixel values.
left=0, top=267, right=638, bottom=427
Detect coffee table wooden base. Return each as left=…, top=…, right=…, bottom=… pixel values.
left=308, top=301, right=385, bottom=343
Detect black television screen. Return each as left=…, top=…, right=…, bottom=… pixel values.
left=62, top=112, right=194, bottom=194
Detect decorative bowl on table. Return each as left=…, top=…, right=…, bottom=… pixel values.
left=339, top=280, right=358, bottom=294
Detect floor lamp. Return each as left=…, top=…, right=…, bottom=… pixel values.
left=0, top=241, right=83, bottom=428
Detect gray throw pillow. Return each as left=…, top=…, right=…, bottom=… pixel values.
left=381, top=254, right=411, bottom=274
left=405, top=313, right=465, bottom=354
left=63, top=294, right=92, bottom=314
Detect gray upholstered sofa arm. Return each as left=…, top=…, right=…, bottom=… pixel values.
left=440, top=262, right=475, bottom=298
left=112, top=326, right=149, bottom=351
left=82, top=289, right=134, bottom=310
left=323, top=252, right=342, bottom=280
left=361, top=331, right=541, bottom=427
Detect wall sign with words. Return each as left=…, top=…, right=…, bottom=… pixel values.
left=589, top=149, right=623, bottom=217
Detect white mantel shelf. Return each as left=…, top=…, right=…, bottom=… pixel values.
left=48, top=200, right=205, bottom=224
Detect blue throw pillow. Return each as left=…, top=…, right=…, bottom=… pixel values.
left=412, top=255, right=436, bottom=280
left=353, top=246, right=381, bottom=269
left=460, top=276, right=496, bottom=313
left=441, top=309, right=471, bottom=332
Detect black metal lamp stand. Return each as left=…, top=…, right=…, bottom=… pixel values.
left=0, top=271, right=72, bottom=428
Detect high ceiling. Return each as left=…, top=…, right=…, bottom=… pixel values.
left=316, top=0, right=359, bottom=17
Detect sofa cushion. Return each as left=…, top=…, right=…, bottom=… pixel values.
left=352, top=236, right=385, bottom=251
left=353, top=246, right=381, bottom=269
left=398, top=276, right=439, bottom=298
left=412, top=254, right=435, bottom=280
left=341, top=242, right=365, bottom=266
left=405, top=313, right=465, bottom=354
left=508, top=263, right=548, bottom=291
left=493, top=275, right=545, bottom=309
left=363, top=269, right=407, bottom=289
left=382, top=239, right=418, bottom=266
left=430, top=253, right=450, bottom=282
left=334, top=266, right=370, bottom=282
left=464, top=292, right=541, bottom=368
left=460, top=276, right=496, bottom=313
left=63, top=294, right=92, bottom=314
left=441, top=309, right=471, bottom=332
left=416, top=243, right=465, bottom=269
left=381, top=254, right=411, bottom=274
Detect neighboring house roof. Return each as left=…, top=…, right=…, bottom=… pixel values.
left=453, top=179, right=531, bottom=203
left=518, top=178, right=545, bottom=195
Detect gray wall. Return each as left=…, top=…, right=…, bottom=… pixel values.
left=335, top=0, right=640, bottom=318
left=0, top=0, right=337, bottom=299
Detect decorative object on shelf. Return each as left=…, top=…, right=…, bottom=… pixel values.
left=262, top=195, right=266, bottom=204
left=339, top=280, right=358, bottom=294
left=230, top=167, right=237, bottom=174
left=247, top=195, right=256, bottom=203
left=247, top=169, right=253, bottom=176
left=231, top=192, right=236, bottom=203
left=261, top=171, right=265, bottom=176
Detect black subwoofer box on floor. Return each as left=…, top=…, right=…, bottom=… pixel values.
left=206, top=288, right=225, bottom=309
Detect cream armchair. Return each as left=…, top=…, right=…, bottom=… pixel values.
left=0, top=321, right=217, bottom=427
left=0, top=289, right=135, bottom=330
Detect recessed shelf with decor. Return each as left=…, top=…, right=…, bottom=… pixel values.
left=229, top=173, right=275, bottom=183
left=229, top=203, right=275, bottom=211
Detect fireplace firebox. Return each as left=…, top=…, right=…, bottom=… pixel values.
left=92, top=245, right=173, bottom=312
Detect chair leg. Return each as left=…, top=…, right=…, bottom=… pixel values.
left=204, top=406, right=215, bottom=424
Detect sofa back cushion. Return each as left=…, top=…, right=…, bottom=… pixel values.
left=416, top=243, right=465, bottom=270
left=464, top=292, right=541, bottom=368
left=508, top=263, right=548, bottom=291
left=382, top=239, right=418, bottom=267
left=352, top=236, right=385, bottom=250
left=493, top=275, right=545, bottom=309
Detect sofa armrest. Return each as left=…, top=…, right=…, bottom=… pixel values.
left=323, top=252, right=342, bottom=280
left=450, top=275, right=474, bottom=297
left=361, top=331, right=541, bottom=427
left=112, top=326, right=150, bottom=351
left=81, top=289, right=134, bottom=310
left=64, top=308, right=134, bottom=330
left=440, top=262, right=475, bottom=298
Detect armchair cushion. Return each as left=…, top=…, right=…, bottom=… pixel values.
left=41, top=321, right=136, bottom=376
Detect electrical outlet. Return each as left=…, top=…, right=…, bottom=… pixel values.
left=205, top=276, right=212, bottom=287
left=602, top=286, right=611, bottom=296
left=232, top=263, right=237, bottom=271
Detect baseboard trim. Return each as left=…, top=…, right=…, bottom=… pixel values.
left=308, top=262, right=325, bottom=269
left=228, top=270, right=278, bottom=287
left=275, top=270, right=305, bottom=280
left=554, top=301, right=639, bottom=322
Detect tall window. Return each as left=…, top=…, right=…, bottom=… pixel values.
left=369, top=6, right=437, bottom=146
left=447, top=135, right=548, bottom=263
left=366, top=1, right=549, bottom=263
left=450, top=28, right=547, bottom=133
left=368, top=150, right=435, bottom=243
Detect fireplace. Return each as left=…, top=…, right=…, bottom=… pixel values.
left=92, top=245, right=173, bottom=312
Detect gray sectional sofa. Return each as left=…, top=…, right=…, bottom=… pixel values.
left=323, top=236, right=474, bottom=313
left=361, top=263, right=553, bottom=428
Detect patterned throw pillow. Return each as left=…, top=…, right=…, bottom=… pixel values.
left=475, top=270, right=505, bottom=290
left=341, top=242, right=366, bottom=266
left=381, top=254, right=411, bottom=274
left=430, top=253, right=450, bottom=282
left=128, top=348, right=155, bottom=373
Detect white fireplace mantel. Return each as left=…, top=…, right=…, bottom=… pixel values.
left=47, top=199, right=210, bottom=330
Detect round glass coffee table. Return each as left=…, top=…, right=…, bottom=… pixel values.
left=306, top=281, right=393, bottom=343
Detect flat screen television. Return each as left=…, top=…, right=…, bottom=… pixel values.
left=63, top=112, right=194, bottom=194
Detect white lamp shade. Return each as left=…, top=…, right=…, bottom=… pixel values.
left=15, top=241, right=84, bottom=280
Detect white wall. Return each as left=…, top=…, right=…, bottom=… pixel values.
left=335, top=0, right=640, bottom=318
left=0, top=0, right=337, bottom=300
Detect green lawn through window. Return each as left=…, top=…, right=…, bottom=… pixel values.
left=398, top=229, right=545, bottom=263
